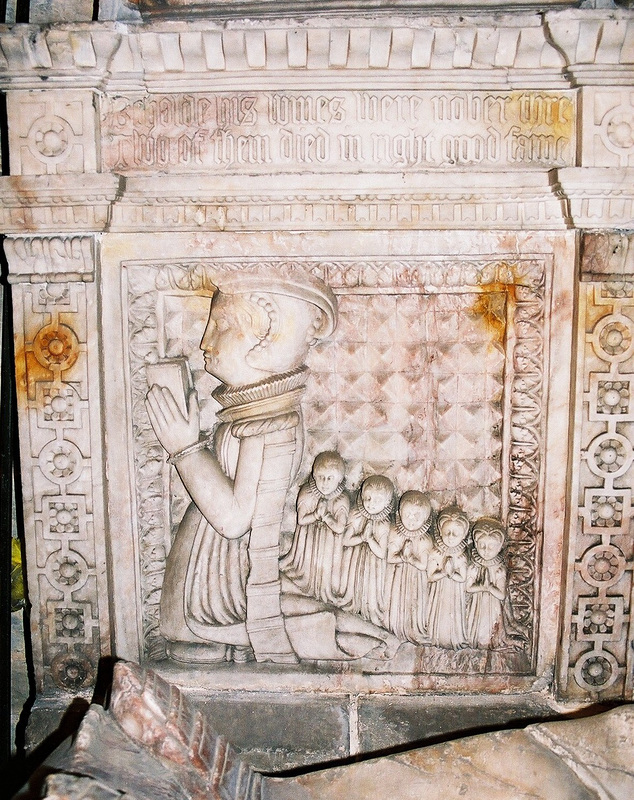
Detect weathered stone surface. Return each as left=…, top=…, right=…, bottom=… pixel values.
left=3, top=2, right=634, bottom=770
left=199, top=694, right=349, bottom=771
left=266, top=706, right=634, bottom=800
left=29, top=1, right=94, bottom=24
left=357, top=694, right=560, bottom=753
left=42, top=774, right=121, bottom=800
left=40, top=663, right=634, bottom=800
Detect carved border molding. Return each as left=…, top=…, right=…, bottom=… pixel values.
left=0, top=175, right=123, bottom=234
left=1, top=170, right=632, bottom=234
left=112, top=175, right=570, bottom=232
left=126, top=256, right=546, bottom=673
left=0, top=11, right=632, bottom=92
left=559, top=168, right=634, bottom=230
left=561, top=281, right=634, bottom=702
left=137, top=0, right=574, bottom=18
left=545, top=10, right=634, bottom=87
left=0, top=172, right=574, bottom=233
left=4, top=236, right=95, bottom=283
left=0, top=25, right=122, bottom=89
left=0, top=11, right=634, bottom=91
left=0, top=20, right=565, bottom=90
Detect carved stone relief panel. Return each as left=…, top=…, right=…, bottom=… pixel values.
left=8, top=237, right=110, bottom=692
left=7, top=90, right=98, bottom=175
left=122, top=255, right=550, bottom=682
left=561, top=279, right=634, bottom=701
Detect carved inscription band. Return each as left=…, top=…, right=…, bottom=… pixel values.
left=102, top=90, right=575, bottom=173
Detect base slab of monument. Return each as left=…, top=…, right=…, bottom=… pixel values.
left=28, top=662, right=634, bottom=800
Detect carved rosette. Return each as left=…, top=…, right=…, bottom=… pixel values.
left=127, top=257, right=546, bottom=671
left=563, top=280, right=634, bottom=699
left=7, top=236, right=109, bottom=692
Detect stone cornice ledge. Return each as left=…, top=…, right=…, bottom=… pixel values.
left=0, top=171, right=572, bottom=233
left=0, top=24, right=123, bottom=90
left=138, top=1, right=577, bottom=18
left=0, top=15, right=573, bottom=92
left=110, top=171, right=570, bottom=231
left=0, top=11, right=631, bottom=92
left=558, top=167, right=634, bottom=229
left=3, top=170, right=630, bottom=234
left=546, top=9, right=634, bottom=87
left=0, top=174, right=124, bottom=234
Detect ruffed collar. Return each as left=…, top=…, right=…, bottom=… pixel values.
left=396, top=516, right=432, bottom=539
left=307, top=474, right=345, bottom=502
left=471, top=551, right=504, bottom=568
left=213, top=367, right=307, bottom=424
left=431, top=526, right=468, bottom=556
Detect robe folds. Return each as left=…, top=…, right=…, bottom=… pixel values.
left=384, top=522, right=432, bottom=643
left=466, top=555, right=507, bottom=649
left=280, top=477, right=350, bottom=605
left=426, top=541, right=468, bottom=649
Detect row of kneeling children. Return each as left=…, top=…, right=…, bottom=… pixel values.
left=281, top=451, right=510, bottom=650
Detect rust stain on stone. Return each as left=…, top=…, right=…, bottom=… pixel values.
left=502, top=91, right=574, bottom=164
left=26, top=351, right=51, bottom=401
left=471, top=281, right=514, bottom=349
left=13, top=342, right=28, bottom=398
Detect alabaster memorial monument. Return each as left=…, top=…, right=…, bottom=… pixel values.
left=2, top=0, right=634, bottom=785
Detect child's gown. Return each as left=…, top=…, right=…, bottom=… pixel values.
left=337, top=495, right=391, bottom=626
left=281, top=475, right=350, bottom=604
left=466, top=552, right=507, bottom=649
left=384, top=518, right=433, bottom=643
left=426, top=530, right=468, bottom=649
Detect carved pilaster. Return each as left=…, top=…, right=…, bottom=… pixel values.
left=5, top=235, right=111, bottom=692
left=560, top=233, right=634, bottom=701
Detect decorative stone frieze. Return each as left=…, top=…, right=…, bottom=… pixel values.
left=558, top=167, right=634, bottom=229
left=106, top=174, right=569, bottom=232
left=4, top=236, right=95, bottom=283
left=546, top=10, right=634, bottom=86
left=0, top=14, right=587, bottom=93
left=0, top=25, right=122, bottom=90
left=0, top=174, right=123, bottom=234
left=138, top=0, right=578, bottom=18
